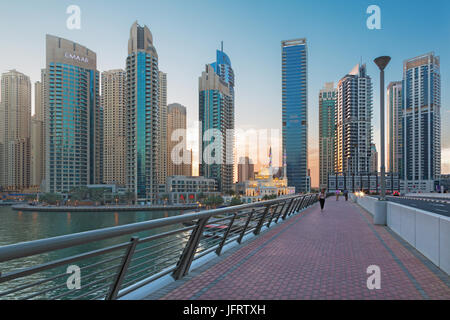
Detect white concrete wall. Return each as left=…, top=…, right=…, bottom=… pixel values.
left=355, top=195, right=450, bottom=275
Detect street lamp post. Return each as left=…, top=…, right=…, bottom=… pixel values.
left=374, top=56, right=391, bottom=202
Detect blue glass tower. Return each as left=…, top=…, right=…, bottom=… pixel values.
left=199, top=47, right=235, bottom=192
left=281, top=39, right=308, bottom=193
left=126, top=22, right=160, bottom=202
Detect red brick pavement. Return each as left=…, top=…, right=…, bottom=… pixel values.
left=158, top=199, right=450, bottom=300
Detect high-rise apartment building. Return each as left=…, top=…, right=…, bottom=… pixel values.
left=370, top=143, right=378, bottom=173
left=199, top=47, right=235, bottom=193
left=167, top=103, right=190, bottom=177
left=102, top=69, right=127, bottom=186
left=281, top=39, right=308, bottom=193
left=158, top=71, right=168, bottom=186
left=335, top=64, right=373, bottom=175
left=31, top=80, right=45, bottom=189
left=387, top=81, right=403, bottom=175
left=402, top=53, right=441, bottom=185
left=126, top=22, right=160, bottom=202
left=0, top=70, right=32, bottom=191
left=319, top=82, right=337, bottom=190
left=45, top=35, right=102, bottom=193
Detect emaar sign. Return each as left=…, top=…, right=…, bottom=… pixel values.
left=64, top=52, right=89, bottom=63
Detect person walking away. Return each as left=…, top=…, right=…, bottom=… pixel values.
left=336, top=189, right=340, bottom=201
left=319, top=189, right=326, bottom=212
left=344, top=189, right=349, bottom=201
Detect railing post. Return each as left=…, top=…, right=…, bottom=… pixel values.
left=288, top=198, right=299, bottom=217
left=282, top=198, right=295, bottom=220
left=274, top=200, right=288, bottom=223
left=238, top=209, right=254, bottom=244
left=173, top=217, right=209, bottom=280
left=292, top=197, right=304, bottom=214
left=216, top=213, right=237, bottom=256
left=106, top=236, right=139, bottom=300
left=266, top=203, right=281, bottom=228
left=254, top=205, right=271, bottom=235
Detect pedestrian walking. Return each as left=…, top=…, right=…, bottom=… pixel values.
left=319, top=189, right=326, bottom=212
left=336, top=189, right=340, bottom=201
left=344, top=189, right=349, bottom=201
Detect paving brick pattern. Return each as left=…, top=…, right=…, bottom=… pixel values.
left=153, top=200, right=450, bottom=300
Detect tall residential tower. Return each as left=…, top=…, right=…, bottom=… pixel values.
left=387, top=81, right=403, bottom=175
left=335, top=64, right=373, bottom=175
left=199, top=47, right=235, bottom=192
left=126, top=22, right=160, bottom=202
left=45, top=35, right=101, bottom=193
left=402, top=53, right=441, bottom=189
left=319, top=82, right=337, bottom=190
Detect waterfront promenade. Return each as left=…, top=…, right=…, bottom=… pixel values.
left=145, top=200, right=450, bottom=300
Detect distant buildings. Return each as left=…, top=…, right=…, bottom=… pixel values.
left=158, top=71, right=168, bottom=188
left=370, top=143, right=378, bottom=173
left=102, top=69, right=127, bottom=187
left=319, top=82, right=337, bottom=190
left=167, top=103, right=190, bottom=177
left=164, top=175, right=218, bottom=204
left=126, top=22, right=160, bottom=202
left=199, top=47, right=235, bottom=193
left=31, top=79, right=45, bottom=190
left=0, top=70, right=32, bottom=191
left=402, top=53, right=441, bottom=190
left=282, top=38, right=309, bottom=193
left=238, top=157, right=255, bottom=183
left=44, top=35, right=102, bottom=193
left=386, top=81, right=403, bottom=175
left=335, top=64, right=373, bottom=175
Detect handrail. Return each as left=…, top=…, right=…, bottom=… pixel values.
left=0, top=194, right=318, bottom=300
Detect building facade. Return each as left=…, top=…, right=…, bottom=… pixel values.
left=45, top=35, right=102, bottom=193
left=0, top=70, right=32, bottom=191
left=238, top=156, right=255, bottom=183
left=164, top=175, right=218, bottom=204
left=167, top=103, right=190, bottom=177
left=402, top=53, right=441, bottom=190
left=158, top=71, right=168, bottom=187
left=319, top=82, right=337, bottom=190
left=199, top=48, right=234, bottom=193
left=335, top=64, right=373, bottom=175
left=126, top=22, right=160, bottom=202
left=281, top=38, right=309, bottom=193
left=31, top=80, right=45, bottom=190
left=102, top=69, right=127, bottom=187
left=370, top=143, right=378, bottom=173
left=387, top=81, right=403, bottom=176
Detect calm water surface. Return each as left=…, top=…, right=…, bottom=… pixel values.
left=0, top=206, right=190, bottom=300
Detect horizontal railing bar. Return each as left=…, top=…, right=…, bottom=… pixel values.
left=133, top=233, right=190, bottom=255
left=117, top=266, right=176, bottom=299
left=0, top=196, right=301, bottom=262
left=70, top=282, right=113, bottom=300
left=0, top=242, right=129, bottom=283
left=124, top=253, right=183, bottom=281
left=136, top=226, right=195, bottom=246
left=127, top=247, right=184, bottom=272
left=54, top=275, right=115, bottom=301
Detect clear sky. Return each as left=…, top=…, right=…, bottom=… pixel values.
left=1, top=0, right=449, bottom=187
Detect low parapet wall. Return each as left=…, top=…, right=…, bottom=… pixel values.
left=353, top=194, right=449, bottom=275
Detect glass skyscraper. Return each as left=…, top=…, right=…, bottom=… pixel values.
left=126, top=22, right=160, bottom=202
left=402, top=53, right=441, bottom=185
left=45, top=35, right=101, bottom=193
left=281, top=39, right=308, bottom=193
left=199, top=48, right=235, bottom=193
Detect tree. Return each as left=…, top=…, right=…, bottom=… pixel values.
left=230, top=196, right=243, bottom=206
left=203, top=195, right=224, bottom=209
left=69, top=186, right=89, bottom=201
left=124, top=191, right=135, bottom=205
left=40, top=193, right=63, bottom=205
left=89, top=188, right=104, bottom=205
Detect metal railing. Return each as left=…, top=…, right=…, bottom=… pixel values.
left=0, top=194, right=318, bottom=300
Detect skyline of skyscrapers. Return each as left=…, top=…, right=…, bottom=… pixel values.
left=281, top=38, right=309, bottom=193
left=0, top=21, right=445, bottom=196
